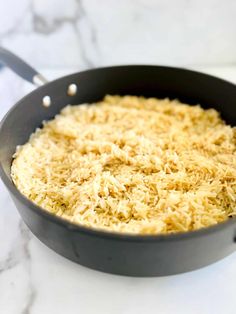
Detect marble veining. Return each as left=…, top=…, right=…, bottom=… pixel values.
left=31, top=0, right=99, bottom=68
left=0, top=0, right=102, bottom=69
left=0, top=197, right=35, bottom=313
left=18, top=222, right=36, bottom=314
left=0, top=0, right=236, bottom=69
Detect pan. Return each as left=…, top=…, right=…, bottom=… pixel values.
left=0, top=47, right=236, bottom=277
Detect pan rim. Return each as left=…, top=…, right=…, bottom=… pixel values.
left=0, top=64, right=236, bottom=242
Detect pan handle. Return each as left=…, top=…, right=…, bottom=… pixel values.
left=0, top=47, right=48, bottom=86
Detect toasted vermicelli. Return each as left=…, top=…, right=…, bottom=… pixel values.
left=11, top=95, right=236, bottom=234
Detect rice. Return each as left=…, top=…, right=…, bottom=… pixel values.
left=11, top=95, right=236, bottom=234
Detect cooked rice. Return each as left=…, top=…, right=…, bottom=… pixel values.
left=11, top=95, right=236, bottom=234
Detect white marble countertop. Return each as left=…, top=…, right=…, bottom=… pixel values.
left=1, top=66, right=236, bottom=314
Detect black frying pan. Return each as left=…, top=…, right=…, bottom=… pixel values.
left=0, top=47, right=236, bottom=277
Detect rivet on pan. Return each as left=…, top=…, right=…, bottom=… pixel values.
left=42, top=96, right=51, bottom=107
left=67, top=83, right=77, bottom=96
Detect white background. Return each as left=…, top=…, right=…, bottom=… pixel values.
left=1, top=1, right=236, bottom=313
left=0, top=0, right=236, bottom=69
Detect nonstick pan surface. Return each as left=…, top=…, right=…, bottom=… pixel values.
left=0, top=48, right=236, bottom=276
